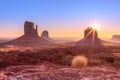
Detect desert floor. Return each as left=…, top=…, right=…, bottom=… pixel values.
left=0, top=45, right=120, bottom=80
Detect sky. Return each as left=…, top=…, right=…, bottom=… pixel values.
left=0, top=0, right=120, bottom=38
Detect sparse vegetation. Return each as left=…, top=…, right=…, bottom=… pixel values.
left=71, top=55, right=88, bottom=68
left=0, top=46, right=120, bottom=79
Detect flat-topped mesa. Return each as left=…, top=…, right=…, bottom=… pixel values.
left=41, top=30, right=49, bottom=38
left=112, top=35, right=120, bottom=41
left=76, top=27, right=102, bottom=46
left=24, top=21, right=38, bottom=37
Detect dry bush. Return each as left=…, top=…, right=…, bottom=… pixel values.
left=71, top=55, right=88, bottom=68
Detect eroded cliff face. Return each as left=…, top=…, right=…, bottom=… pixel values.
left=76, top=27, right=102, bottom=46
left=24, top=21, right=38, bottom=37
left=6, top=21, right=55, bottom=47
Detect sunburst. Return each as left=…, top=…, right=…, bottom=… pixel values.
left=91, top=24, right=100, bottom=30
left=84, top=27, right=97, bottom=45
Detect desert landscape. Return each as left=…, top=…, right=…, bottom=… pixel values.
left=0, top=21, right=120, bottom=80
left=0, top=0, right=120, bottom=80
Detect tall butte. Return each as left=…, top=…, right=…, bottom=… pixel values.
left=24, top=21, right=38, bottom=37
left=76, top=27, right=102, bottom=46
left=6, top=21, right=55, bottom=46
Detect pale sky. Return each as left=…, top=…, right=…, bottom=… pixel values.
left=0, top=0, right=120, bottom=38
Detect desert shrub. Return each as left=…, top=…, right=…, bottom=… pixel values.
left=71, top=55, right=88, bottom=68
left=106, top=57, right=115, bottom=64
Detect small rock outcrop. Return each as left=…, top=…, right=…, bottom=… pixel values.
left=41, top=30, right=54, bottom=42
left=112, top=35, right=120, bottom=41
left=76, top=27, right=102, bottom=46
left=6, top=21, right=55, bottom=47
left=41, top=30, right=49, bottom=38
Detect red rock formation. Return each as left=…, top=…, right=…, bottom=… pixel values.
left=76, top=27, right=102, bottom=46
left=41, top=30, right=49, bottom=38
left=84, top=27, right=98, bottom=39
left=6, top=21, right=55, bottom=47
left=41, top=30, right=55, bottom=42
left=24, top=21, right=38, bottom=37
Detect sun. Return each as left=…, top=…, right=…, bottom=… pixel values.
left=91, top=24, right=100, bottom=30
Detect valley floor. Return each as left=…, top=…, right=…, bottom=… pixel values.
left=0, top=62, right=120, bottom=80
left=0, top=46, right=120, bottom=80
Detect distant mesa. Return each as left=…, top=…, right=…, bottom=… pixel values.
left=5, top=21, right=55, bottom=46
left=76, top=27, right=102, bottom=46
left=112, top=35, right=120, bottom=41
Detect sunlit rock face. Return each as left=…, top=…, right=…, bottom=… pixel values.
left=112, top=35, right=120, bottom=41
left=76, top=27, right=102, bottom=46
left=6, top=21, right=55, bottom=47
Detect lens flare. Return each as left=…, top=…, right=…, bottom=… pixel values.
left=91, top=24, right=100, bottom=30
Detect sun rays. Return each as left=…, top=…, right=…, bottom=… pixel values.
left=84, top=27, right=98, bottom=45
left=91, top=23, right=101, bottom=30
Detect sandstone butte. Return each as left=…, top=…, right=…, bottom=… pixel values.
left=6, top=21, right=55, bottom=47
